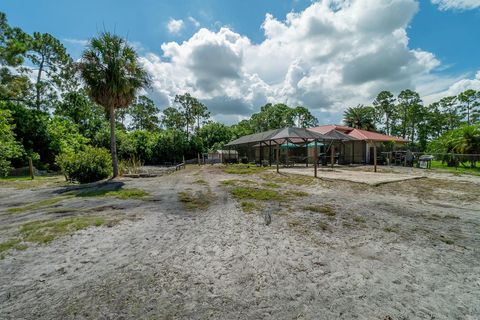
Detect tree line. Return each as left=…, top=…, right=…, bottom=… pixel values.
left=0, top=12, right=320, bottom=177
left=1, top=10, right=478, bottom=179
left=344, top=89, right=480, bottom=149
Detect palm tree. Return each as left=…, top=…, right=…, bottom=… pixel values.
left=79, top=32, right=149, bottom=177
left=343, top=105, right=376, bottom=131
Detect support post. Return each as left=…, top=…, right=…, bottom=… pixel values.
left=28, top=157, right=34, bottom=180
left=373, top=141, right=377, bottom=173
left=276, top=145, right=280, bottom=173
left=269, top=141, right=272, bottom=166
left=305, top=139, right=309, bottom=167
left=285, top=140, right=289, bottom=167
left=331, top=144, right=335, bottom=169
left=314, top=141, right=318, bottom=178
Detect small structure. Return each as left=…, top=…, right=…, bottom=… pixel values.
left=309, top=125, right=408, bottom=165
left=207, top=150, right=238, bottom=164
left=225, top=127, right=350, bottom=177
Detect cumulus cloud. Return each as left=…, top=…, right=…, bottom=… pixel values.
left=422, top=71, right=480, bottom=104
left=431, top=0, right=480, bottom=10
left=167, top=18, right=184, bottom=35
left=143, top=0, right=447, bottom=124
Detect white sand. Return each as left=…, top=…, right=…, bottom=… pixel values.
left=0, top=166, right=479, bottom=319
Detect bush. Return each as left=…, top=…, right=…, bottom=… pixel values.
left=56, top=146, right=112, bottom=183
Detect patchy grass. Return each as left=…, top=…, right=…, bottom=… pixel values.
left=240, top=201, right=262, bottom=213
left=193, top=179, right=208, bottom=185
left=262, top=182, right=281, bottom=188
left=353, top=215, right=366, bottom=223
left=0, top=238, right=28, bottom=259
left=224, top=164, right=268, bottom=175
left=304, top=204, right=336, bottom=216
left=231, top=187, right=282, bottom=201
left=0, top=175, right=67, bottom=189
left=220, top=179, right=257, bottom=187
left=383, top=226, right=398, bottom=233
left=6, top=196, right=72, bottom=214
left=73, top=188, right=149, bottom=199
left=178, top=190, right=212, bottom=210
left=261, top=173, right=316, bottom=186
left=285, top=190, right=309, bottom=198
left=19, top=216, right=118, bottom=244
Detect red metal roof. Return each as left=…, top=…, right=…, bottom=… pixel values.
left=309, top=125, right=408, bottom=143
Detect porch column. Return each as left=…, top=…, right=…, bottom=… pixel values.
left=276, top=144, right=280, bottom=173
left=331, top=143, right=335, bottom=169
left=314, top=140, right=318, bottom=178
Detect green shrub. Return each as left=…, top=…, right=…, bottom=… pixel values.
left=56, top=146, right=112, bottom=183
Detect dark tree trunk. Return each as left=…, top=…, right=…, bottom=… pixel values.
left=35, top=55, right=45, bottom=110
left=109, top=105, right=119, bottom=178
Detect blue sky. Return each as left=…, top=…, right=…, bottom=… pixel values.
left=2, top=0, right=480, bottom=124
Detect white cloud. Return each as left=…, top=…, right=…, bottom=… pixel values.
left=167, top=18, right=184, bottom=35
left=142, top=0, right=458, bottom=124
left=188, top=16, right=201, bottom=28
left=422, top=71, right=480, bottom=104
left=431, top=0, right=480, bottom=10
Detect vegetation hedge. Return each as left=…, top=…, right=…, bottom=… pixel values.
left=56, top=146, right=112, bottom=183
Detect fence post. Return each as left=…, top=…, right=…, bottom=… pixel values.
left=28, top=157, right=34, bottom=180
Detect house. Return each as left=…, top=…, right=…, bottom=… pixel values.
left=309, top=125, right=409, bottom=164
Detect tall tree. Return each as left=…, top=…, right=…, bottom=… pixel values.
left=54, top=90, right=106, bottom=139
left=397, top=89, right=422, bottom=140
left=458, top=89, right=479, bottom=125
left=79, top=32, right=150, bottom=178
left=372, top=91, right=396, bottom=135
left=129, top=95, right=160, bottom=131
left=0, top=12, right=31, bottom=104
left=343, top=105, right=376, bottom=131
left=0, top=108, right=24, bottom=176
left=291, top=106, right=318, bottom=128
left=438, top=96, right=461, bottom=131
left=27, top=32, right=74, bottom=110
left=173, top=93, right=209, bottom=135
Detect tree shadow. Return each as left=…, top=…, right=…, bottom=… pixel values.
left=54, top=180, right=125, bottom=197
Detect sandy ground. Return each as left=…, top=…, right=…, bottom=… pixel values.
left=0, top=165, right=479, bottom=319
left=282, top=167, right=424, bottom=186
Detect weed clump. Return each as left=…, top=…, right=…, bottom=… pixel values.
left=178, top=190, right=212, bottom=210
left=231, top=187, right=282, bottom=201
left=304, top=204, right=336, bottom=216
left=240, top=201, right=261, bottom=213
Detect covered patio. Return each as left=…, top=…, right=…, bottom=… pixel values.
left=224, top=127, right=356, bottom=177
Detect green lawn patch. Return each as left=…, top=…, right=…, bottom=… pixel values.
left=430, top=160, right=480, bottom=176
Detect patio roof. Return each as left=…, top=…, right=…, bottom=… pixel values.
left=224, top=127, right=335, bottom=147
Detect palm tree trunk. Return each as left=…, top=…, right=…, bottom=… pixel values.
left=109, top=105, right=119, bottom=178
